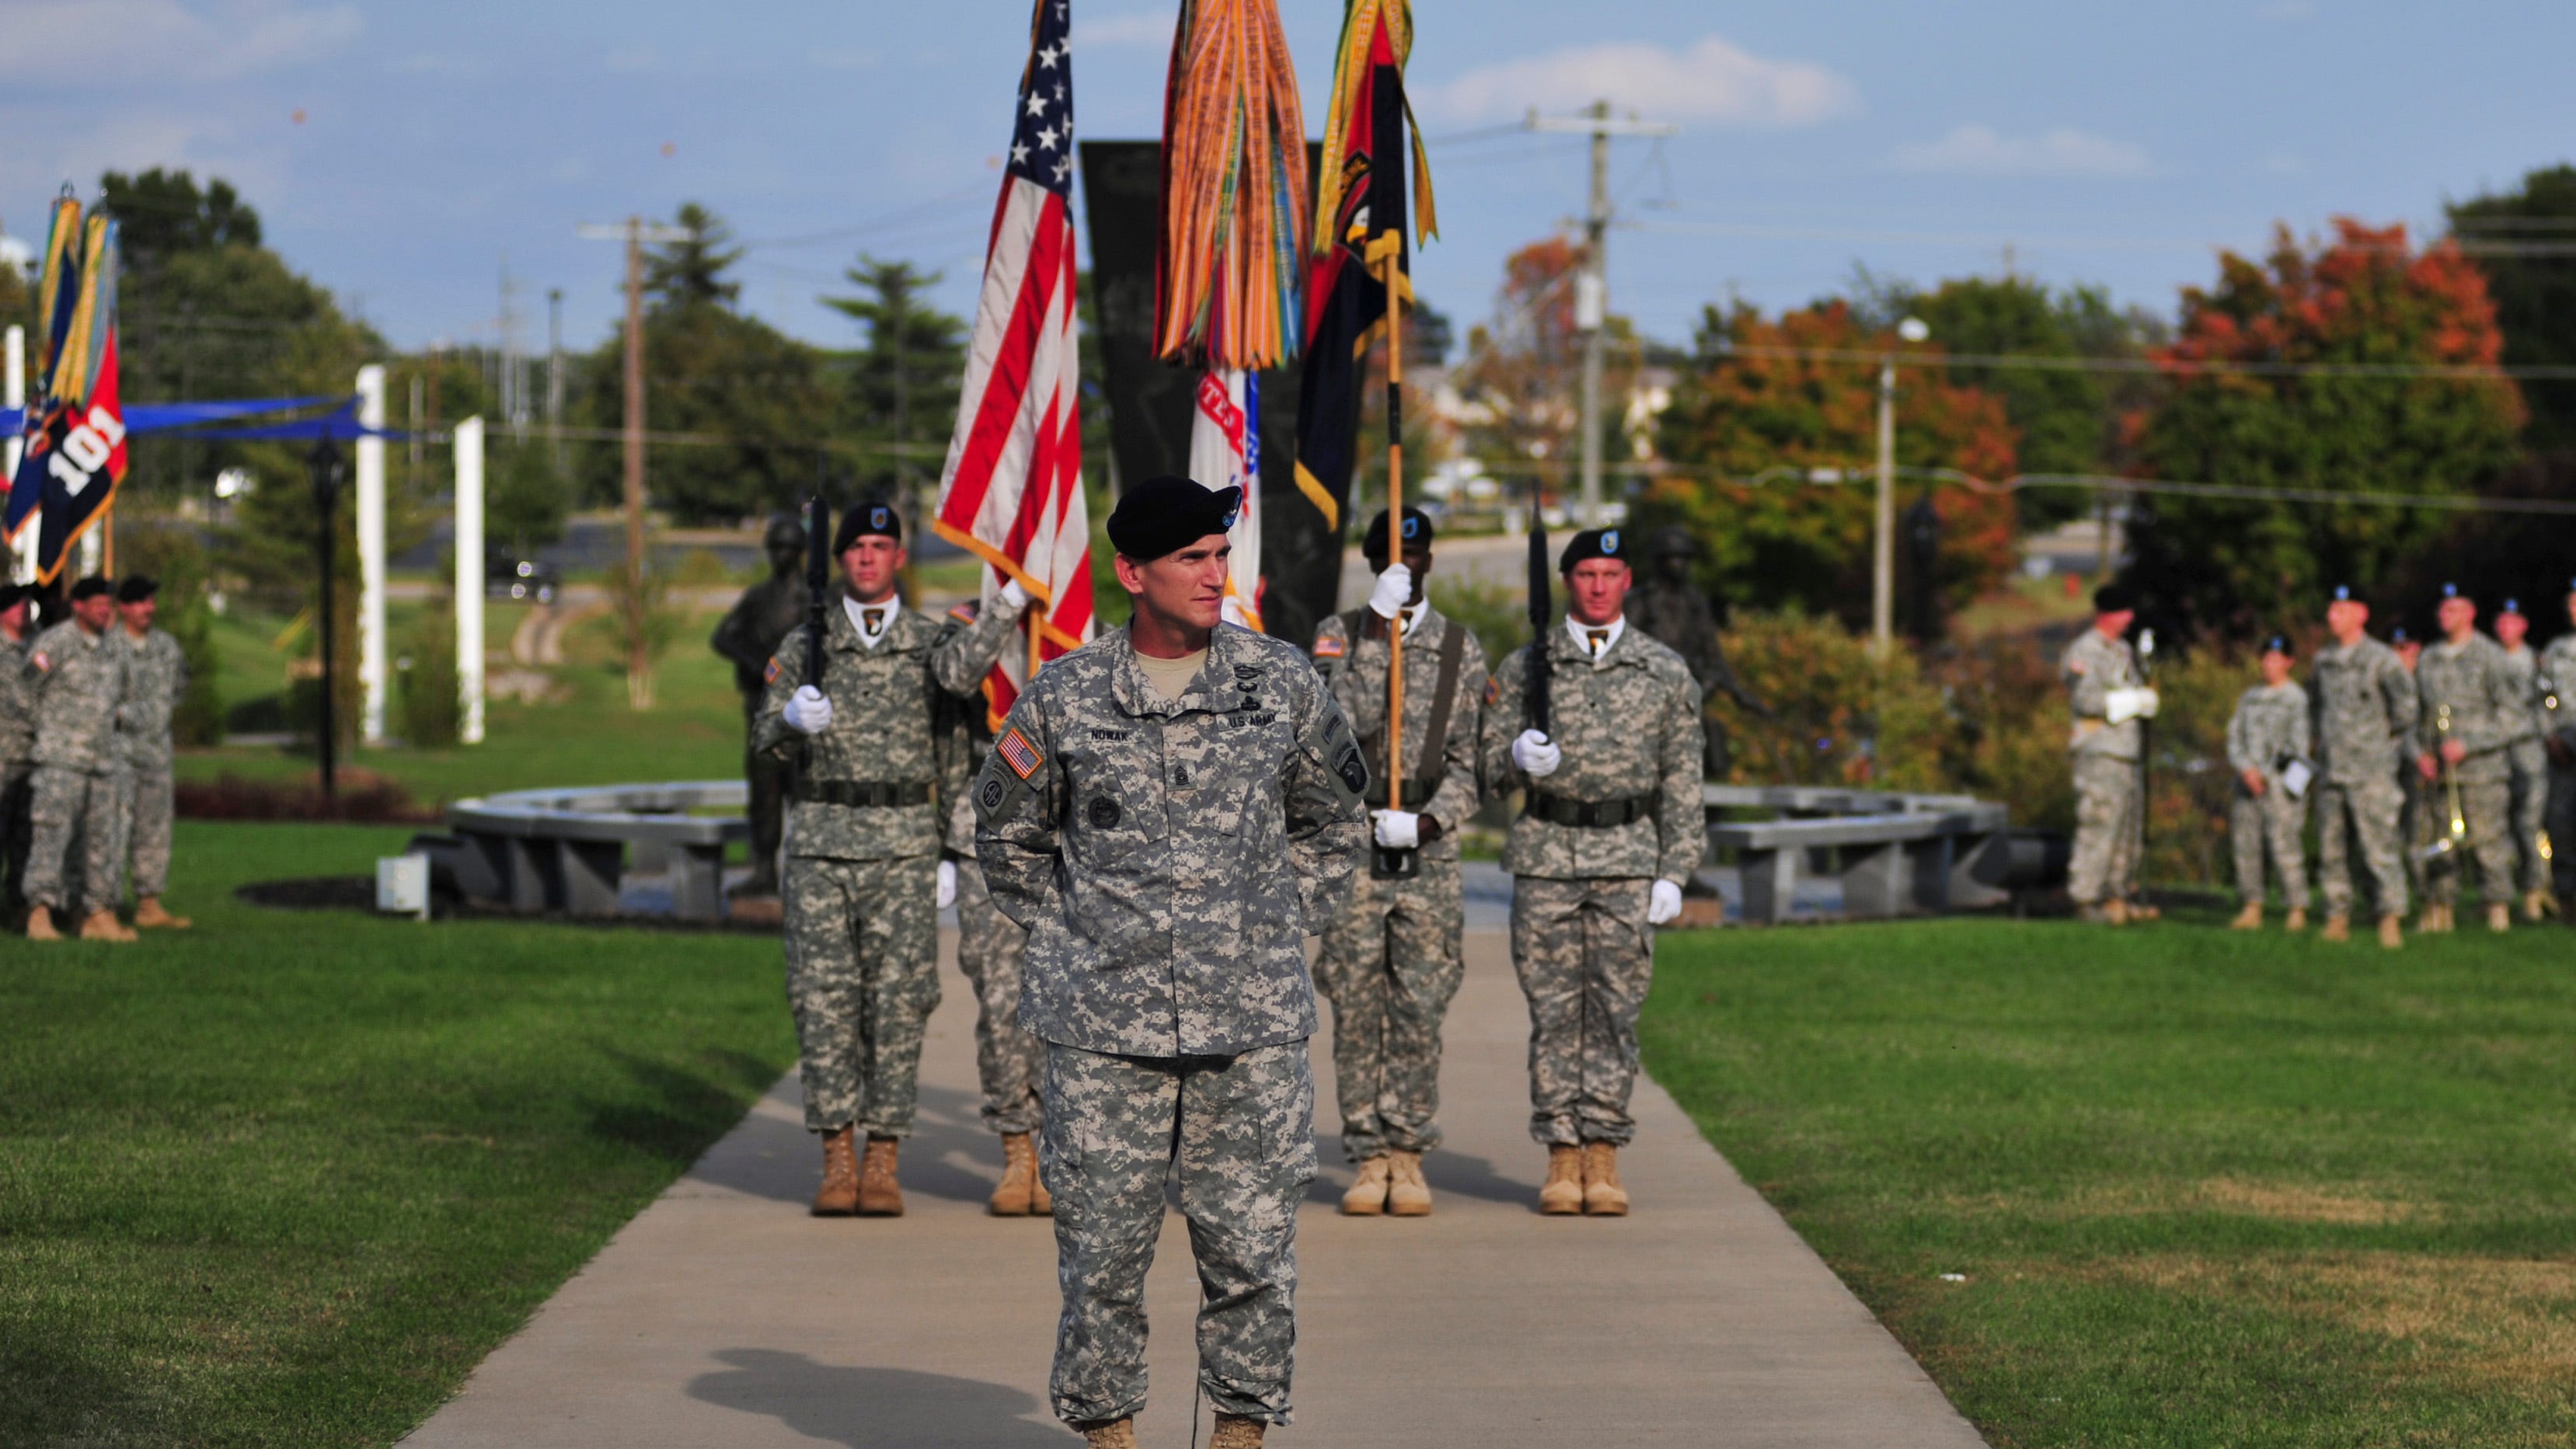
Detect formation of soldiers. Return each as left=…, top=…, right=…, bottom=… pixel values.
left=2068, top=580, right=2576, bottom=946
left=4, top=575, right=194, bottom=942
left=758, top=480, right=1702, bottom=1447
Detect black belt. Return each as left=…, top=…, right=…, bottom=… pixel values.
left=1365, top=778, right=1439, bottom=810
left=1524, top=791, right=1654, bottom=828
left=797, top=780, right=934, bottom=809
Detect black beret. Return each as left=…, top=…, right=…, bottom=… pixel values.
left=2330, top=584, right=2355, bottom=603
left=1361, top=507, right=1434, bottom=558
left=833, top=498, right=903, bottom=552
left=2262, top=635, right=2291, bottom=656
left=117, top=574, right=159, bottom=604
left=69, top=576, right=113, bottom=602
left=2500, top=597, right=2523, bottom=616
left=2438, top=581, right=2463, bottom=601
left=1107, top=475, right=1243, bottom=563
left=2092, top=583, right=2135, bottom=614
left=0, top=583, right=26, bottom=610
left=2390, top=625, right=2411, bottom=645
left=1557, top=528, right=1633, bottom=573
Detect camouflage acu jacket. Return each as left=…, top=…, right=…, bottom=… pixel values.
left=2539, top=636, right=2576, bottom=749
left=2496, top=642, right=2543, bottom=747
left=0, top=636, right=35, bottom=768
left=1480, top=622, right=1706, bottom=885
left=2309, top=635, right=2419, bottom=786
left=754, top=597, right=1020, bottom=861
left=26, top=620, right=127, bottom=775
left=2062, top=627, right=2145, bottom=761
left=1310, top=604, right=1490, bottom=862
left=115, top=627, right=189, bottom=772
left=972, top=622, right=1368, bottom=1058
left=2226, top=681, right=2311, bottom=779
left=2416, top=632, right=2522, bottom=782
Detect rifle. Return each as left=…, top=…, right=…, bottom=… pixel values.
left=1525, top=502, right=1553, bottom=738
left=2134, top=627, right=2154, bottom=911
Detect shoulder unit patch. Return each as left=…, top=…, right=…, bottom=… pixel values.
left=764, top=656, right=782, bottom=684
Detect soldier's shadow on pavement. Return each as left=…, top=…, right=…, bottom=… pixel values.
left=688, top=1348, right=1064, bottom=1447
left=1304, top=1130, right=1535, bottom=1208
left=677, top=1081, right=1004, bottom=1208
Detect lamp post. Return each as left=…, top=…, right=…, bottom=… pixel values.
left=308, top=435, right=347, bottom=801
left=1873, top=315, right=1929, bottom=655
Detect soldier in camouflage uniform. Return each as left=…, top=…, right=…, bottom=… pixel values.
left=0, top=585, right=39, bottom=924
left=974, top=477, right=1366, bottom=1449
left=22, top=578, right=132, bottom=942
left=2310, top=586, right=2417, bottom=948
left=936, top=593, right=1051, bottom=1217
left=2491, top=600, right=2556, bottom=920
left=111, top=576, right=191, bottom=930
left=758, top=500, right=1023, bottom=1217
left=1309, top=508, right=1490, bottom=1217
left=2061, top=587, right=2157, bottom=924
left=1480, top=528, right=1704, bottom=1217
left=2540, top=583, right=2576, bottom=914
left=2414, top=583, right=2523, bottom=934
left=2226, top=636, right=2311, bottom=930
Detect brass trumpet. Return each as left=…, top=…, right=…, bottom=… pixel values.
left=2414, top=704, right=2469, bottom=866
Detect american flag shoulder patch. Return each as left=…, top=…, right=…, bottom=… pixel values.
left=1483, top=674, right=1501, bottom=706
left=998, top=727, right=1043, bottom=780
left=765, top=657, right=782, bottom=684
left=1312, top=634, right=1346, bottom=660
left=949, top=601, right=979, bottom=622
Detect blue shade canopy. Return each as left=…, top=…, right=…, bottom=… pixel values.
left=2, top=394, right=410, bottom=440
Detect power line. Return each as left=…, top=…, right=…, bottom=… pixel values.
left=1628, top=214, right=2576, bottom=259
left=1705, top=340, right=2576, bottom=382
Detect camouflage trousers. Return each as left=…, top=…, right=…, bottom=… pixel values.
left=0, top=763, right=30, bottom=917
left=1510, top=875, right=1654, bottom=1148
left=783, top=853, right=940, bottom=1136
left=1041, top=1041, right=1315, bottom=1428
left=24, top=765, right=120, bottom=917
left=2549, top=759, right=2576, bottom=899
left=2316, top=775, right=2409, bottom=920
left=2068, top=753, right=2142, bottom=906
left=954, top=853, right=1043, bottom=1135
left=2229, top=785, right=2309, bottom=909
left=117, top=765, right=174, bottom=900
left=2401, top=773, right=2430, bottom=900
left=2423, top=770, right=2517, bottom=907
left=1315, top=862, right=1464, bottom=1163
left=2506, top=739, right=2550, bottom=894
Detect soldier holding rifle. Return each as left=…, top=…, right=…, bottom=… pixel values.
left=2414, top=583, right=2522, bottom=934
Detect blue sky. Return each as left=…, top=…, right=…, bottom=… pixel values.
left=3, top=0, right=2568, bottom=361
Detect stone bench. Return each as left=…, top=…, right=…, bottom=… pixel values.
left=1702, top=785, right=2015, bottom=925
left=433, top=782, right=751, bottom=922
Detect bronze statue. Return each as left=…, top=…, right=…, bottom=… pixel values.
left=709, top=513, right=813, bottom=897
left=1624, top=524, right=1771, bottom=779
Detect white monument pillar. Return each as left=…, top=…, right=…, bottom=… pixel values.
left=356, top=364, right=388, bottom=742
left=455, top=416, right=486, bottom=744
left=3, top=325, right=24, bottom=584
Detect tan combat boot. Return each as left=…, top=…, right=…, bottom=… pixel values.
left=78, top=909, right=137, bottom=942
left=2285, top=907, right=2308, bottom=932
left=133, top=897, right=192, bottom=930
left=1340, top=1155, right=1390, bottom=1216
left=2128, top=899, right=2162, bottom=922
left=2487, top=902, right=2512, bottom=933
left=2229, top=902, right=2263, bottom=931
left=25, top=904, right=61, bottom=940
left=810, top=1127, right=859, bottom=1216
left=1539, top=1144, right=1584, bottom=1215
left=990, top=1132, right=1041, bottom=1217
left=2529, top=888, right=2560, bottom=921
left=1208, top=1412, right=1267, bottom=1447
left=2102, top=898, right=2130, bottom=925
left=1078, top=1417, right=1136, bottom=1449
left=1386, top=1149, right=1432, bottom=1217
left=2320, top=914, right=2350, bottom=942
left=2378, top=914, right=2405, bottom=949
left=1029, top=1151, right=1053, bottom=1217
left=2416, top=904, right=2444, bottom=935
left=856, top=1135, right=904, bottom=1217
left=1581, top=1141, right=1630, bottom=1217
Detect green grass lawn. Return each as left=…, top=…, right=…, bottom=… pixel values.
left=0, top=821, right=793, bottom=1448
left=1644, top=909, right=2576, bottom=1447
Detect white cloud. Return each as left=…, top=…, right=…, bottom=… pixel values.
left=0, top=106, right=281, bottom=206
left=1074, top=12, right=1173, bottom=51
left=1434, top=34, right=1858, bottom=127
left=0, top=0, right=359, bottom=85
left=1888, top=124, right=2151, bottom=178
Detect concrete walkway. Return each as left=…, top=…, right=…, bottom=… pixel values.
left=402, top=929, right=1985, bottom=1448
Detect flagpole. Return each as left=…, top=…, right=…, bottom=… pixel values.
left=1375, top=228, right=1405, bottom=819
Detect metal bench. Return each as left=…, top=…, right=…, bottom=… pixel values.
left=433, top=782, right=750, bottom=922
left=1702, top=785, right=2015, bottom=924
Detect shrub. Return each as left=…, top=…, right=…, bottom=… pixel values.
left=399, top=597, right=462, bottom=749
left=1713, top=609, right=1956, bottom=790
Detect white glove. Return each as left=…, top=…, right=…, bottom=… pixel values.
left=783, top=684, right=833, bottom=735
left=1367, top=564, right=1413, bottom=620
left=1371, top=810, right=1420, bottom=850
left=1512, top=729, right=1562, bottom=778
left=998, top=578, right=1030, bottom=612
left=936, top=859, right=958, bottom=908
left=2104, top=688, right=2146, bottom=726
left=2135, top=687, right=2159, bottom=719
left=1648, top=880, right=1685, bottom=925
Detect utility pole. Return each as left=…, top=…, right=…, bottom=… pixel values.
left=577, top=218, right=688, bottom=679
left=1875, top=316, right=1929, bottom=656
left=546, top=287, right=566, bottom=477
left=1530, top=102, right=1675, bottom=527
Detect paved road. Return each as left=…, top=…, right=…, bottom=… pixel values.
left=401, top=928, right=1985, bottom=1448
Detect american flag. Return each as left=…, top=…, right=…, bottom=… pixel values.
left=932, top=0, right=1096, bottom=726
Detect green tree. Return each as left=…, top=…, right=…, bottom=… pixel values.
left=2128, top=219, right=2525, bottom=639
left=101, top=168, right=262, bottom=258
left=642, top=202, right=742, bottom=309
left=2449, top=163, right=2576, bottom=458
left=570, top=299, right=832, bottom=526
left=824, top=256, right=966, bottom=503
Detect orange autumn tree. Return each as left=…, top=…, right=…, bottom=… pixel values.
left=1644, top=299, right=2020, bottom=627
